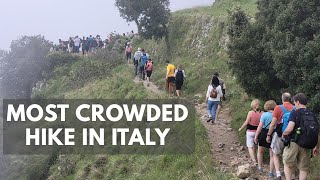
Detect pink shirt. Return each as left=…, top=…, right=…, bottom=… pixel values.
left=247, top=111, right=263, bottom=132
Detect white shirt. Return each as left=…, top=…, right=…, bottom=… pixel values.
left=206, top=84, right=223, bottom=102
left=74, top=38, right=81, bottom=46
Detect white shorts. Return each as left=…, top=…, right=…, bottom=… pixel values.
left=246, top=131, right=256, bottom=148
left=271, top=132, right=284, bottom=155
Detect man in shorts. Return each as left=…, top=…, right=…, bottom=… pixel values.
left=266, top=92, right=294, bottom=179
left=282, top=93, right=319, bottom=180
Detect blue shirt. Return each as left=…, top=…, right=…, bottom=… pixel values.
left=260, top=111, right=273, bottom=129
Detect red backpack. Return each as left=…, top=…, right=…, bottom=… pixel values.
left=146, top=61, right=153, bottom=71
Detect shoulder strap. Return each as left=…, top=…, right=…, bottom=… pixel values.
left=280, top=105, right=290, bottom=114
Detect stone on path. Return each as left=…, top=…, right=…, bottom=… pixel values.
left=236, top=164, right=251, bottom=179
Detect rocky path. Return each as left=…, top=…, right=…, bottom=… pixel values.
left=133, top=75, right=269, bottom=179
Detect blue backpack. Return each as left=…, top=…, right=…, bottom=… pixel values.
left=140, top=55, right=148, bottom=67
left=280, top=105, right=295, bottom=133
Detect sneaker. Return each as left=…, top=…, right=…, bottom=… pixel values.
left=207, top=118, right=212, bottom=122
left=275, top=176, right=281, bottom=180
left=258, top=168, right=263, bottom=174
left=211, top=121, right=216, bottom=125
left=268, top=172, right=274, bottom=178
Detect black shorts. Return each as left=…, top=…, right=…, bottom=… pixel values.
left=175, top=80, right=183, bottom=90
left=146, top=70, right=152, bottom=77
left=167, top=77, right=175, bottom=83
left=258, top=129, right=271, bottom=148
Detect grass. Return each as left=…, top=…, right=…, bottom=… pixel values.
left=131, top=0, right=320, bottom=178
left=38, top=61, right=233, bottom=179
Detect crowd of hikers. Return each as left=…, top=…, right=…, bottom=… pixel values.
left=51, top=32, right=319, bottom=180
left=52, top=31, right=136, bottom=55
left=128, top=45, right=188, bottom=97
left=236, top=93, right=319, bottom=180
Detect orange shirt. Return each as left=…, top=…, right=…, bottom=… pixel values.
left=272, top=102, right=294, bottom=124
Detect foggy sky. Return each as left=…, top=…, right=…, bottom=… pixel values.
left=0, top=0, right=214, bottom=50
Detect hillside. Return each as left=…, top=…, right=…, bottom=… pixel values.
left=3, top=0, right=320, bottom=179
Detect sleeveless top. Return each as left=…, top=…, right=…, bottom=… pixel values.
left=247, top=111, right=263, bottom=132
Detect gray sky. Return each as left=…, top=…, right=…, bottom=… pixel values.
left=0, top=0, right=214, bottom=50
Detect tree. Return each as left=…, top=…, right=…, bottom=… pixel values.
left=115, top=0, right=170, bottom=40
left=228, top=0, right=320, bottom=115
left=0, top=35, right=52, bottom=98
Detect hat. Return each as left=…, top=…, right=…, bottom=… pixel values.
left=214, top=72, right=219, bottom=76
left=138, top=47, right=141, bottom=51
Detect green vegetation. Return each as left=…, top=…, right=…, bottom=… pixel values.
left=228, top=0, right=320, bottom=116
left=3, top=0, right=320, bottom=179
left=28, top=52, right=232, bottom=179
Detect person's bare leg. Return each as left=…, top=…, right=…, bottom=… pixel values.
left=284, top=165, right=293, bottom=180
left=257, top=146, right=264, bottom=170
left=298, top=170, right=308, bottom=180
left=274, top=154, right=281, bottom=177
left=176, top=90, right=181, bottom=97
left=269, top=149, right=275, bottom=175
left=248, top=147, right=257, bottom=165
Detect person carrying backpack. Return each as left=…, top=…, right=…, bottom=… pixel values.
left=133, top=48, right=142, bottom=76
left=174, top=64, right=186, bottom=97
left=145, top=58, right=153, bottom=82
left=266, top=92, right=294, bottom=179
left=205, top=76, right=223, bottom=125
left=139, top=50, right=148, bottom=80
left=281, top=93, right=319, bottom=180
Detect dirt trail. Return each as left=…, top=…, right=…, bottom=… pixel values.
left=133, top=75, right=269, bottom=179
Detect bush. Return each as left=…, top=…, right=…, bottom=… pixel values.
left=46, top=52, right=81, bottom=68
left=228, top=0, right=320, bottom=115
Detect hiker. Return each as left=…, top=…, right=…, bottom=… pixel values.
left=254, top=100, right=277, bottom=178
left=266, top=92, right=294, bottom=180
left=88, top=35, right=94, bottom=52
left=145, top=58, right=153, bottom=82
left=139, top=49, right=148, bottom=80
left=174, top=64, right=186, bottom=97
left=126, top=43, right=132, bottom=63
left=68, top=37, right=74, bottom=53
left=205, top=76, right=223, bottom=124
left=81, top=37, right=89, bottom=55
left=74, top=36, right=81, bottom=53
left=212, top=72, right=225, bottom=121
left=281, top=93, right=319, bottom=180
left=214, top=72, right=226, bottom=101
left=165, top=60, right=176, bottom=95
left=133, top=48, right=143, bottom=76
left=91, top=37, right=98, bottom=52
left=239, top=99, right=262, bottom=166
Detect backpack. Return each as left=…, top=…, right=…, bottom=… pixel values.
left=210, top=85, right=218, bottom=98
left=140, top=55, right=148, bottom=67
left=295, top=109, right=319, bottom=149
left=276, top=105, right=294, bottom=137
left=175, top=70, right=184, bottom=81
left=146, top=61, right=153, bottom=71
left=134, top=51, right=142, bottom=62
